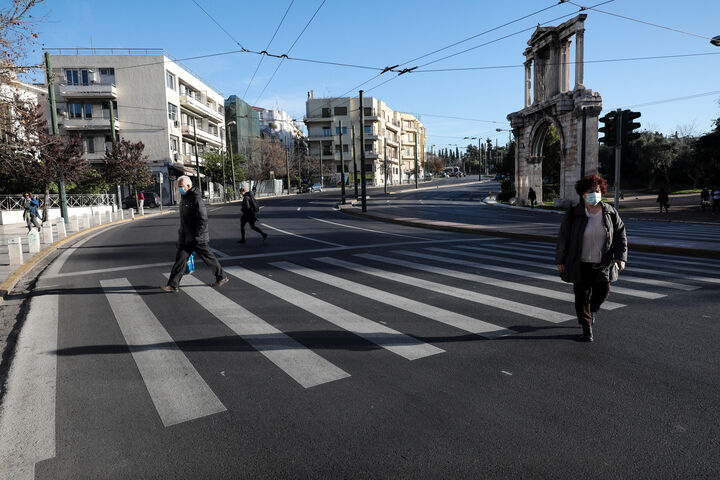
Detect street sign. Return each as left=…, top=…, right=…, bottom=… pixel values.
left=158, top=172, right=164, bottom=184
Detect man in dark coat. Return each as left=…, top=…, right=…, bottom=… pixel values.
left=238, top=186, right=267, bottom=244
left=528, top=187, right=537, bottom=208
left=162, top=176, right=228, bottom=292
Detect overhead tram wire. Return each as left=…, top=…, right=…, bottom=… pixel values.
left=565, top=1, right=714, bottom=41
left=243, top=0, right=295, bottom=100
left=252, top=0, right=328, bottom=107
left=190, top=0, right=247, bottom=50
left=626, top=90, right=720, bottom=109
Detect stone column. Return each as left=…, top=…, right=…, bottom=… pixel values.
left=575, top=29, right=585, bottom=89
left=56, top=220, right=67, bottom=240
left=524, top=60, right=532, bottom=107
left=41, top=223, right=54, bottom=244
left=560, top=39, right=571, bottom=92
left=7, top=237, right=23, bottom=265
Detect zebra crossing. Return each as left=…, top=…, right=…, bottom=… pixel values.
left=93, top=241, right=720, bottom=427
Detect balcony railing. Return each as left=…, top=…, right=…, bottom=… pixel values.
left=60, top=83, right=117, bottom=98
left=181, top=124, right=222, bottom=144
left=180, top=94, right=224, bottom=121
left=59, top=117, right=118, bottom=130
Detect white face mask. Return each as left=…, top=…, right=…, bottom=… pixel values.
left=585, top=192, right=602, bottom=206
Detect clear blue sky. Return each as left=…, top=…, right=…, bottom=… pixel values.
left=32, top=0, right=720, bottom=148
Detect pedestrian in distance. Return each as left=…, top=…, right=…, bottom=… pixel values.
left=22, top=192, right=42, bottom=232
left=528, top=187, right=537, bottom=208
left=161, top=175, right=228, bottom=292
left=136, top=190, right=144, bottom=214
left=656, top=188, right=670, bottom=213
left=238, top=186, right=267, bottom=244
left=712, top=186, right=720, bottom=213
left=556, top=174, right=627, bottom=342
left=700, top=187, right=710, bottom=211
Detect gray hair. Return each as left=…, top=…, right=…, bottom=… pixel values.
left=177, top=175, right=192, bottom=187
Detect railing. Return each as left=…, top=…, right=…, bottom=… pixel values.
left=0, top=194, right=116, bottom=210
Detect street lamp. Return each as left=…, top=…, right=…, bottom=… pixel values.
left=711, top=35, right=720, bottom=47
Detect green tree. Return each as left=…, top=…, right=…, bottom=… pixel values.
left=202, top=151, right=246, bottom=188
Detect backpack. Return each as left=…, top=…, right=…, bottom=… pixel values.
left=250, top=194, right=260, bottom=213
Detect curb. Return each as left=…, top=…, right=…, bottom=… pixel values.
left=339, top=205, right=720, bottom=260
left=391, top=179, right=491, bottom=195
left=0, top=209, right=174, bottom=305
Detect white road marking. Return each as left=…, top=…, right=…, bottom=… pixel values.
left=417, top=248, right=665, bottom=300
left=43, top=225, right=122, bottom=278
left=355, top=253, right=625, bottom=310
left=261, top=223, right=344, bottom=247
left=100, top=278, right=226, bottom=427
left=0, top=293, right=58, bottom=480
left=297, top=207, right=302, bottom=211
left=310, top=216, right=431, bottom=240
left=272, top=261, right=512, bottom=339
left=225, top=266, right=442, bottom=360
left=315, top=257, right=573, bottom=323
left=456, top=245, right=698, bottom=291
left=169, top=274, right=349, bottom=388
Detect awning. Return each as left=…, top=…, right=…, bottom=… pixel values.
left=182, top=167, right=206, bottom=178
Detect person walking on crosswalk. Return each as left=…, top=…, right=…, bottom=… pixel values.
left=555, top=174, right=627, bottom=342
left=162, top=175, right=228, bottom=292
left=238, top=186, right=267, bottom=244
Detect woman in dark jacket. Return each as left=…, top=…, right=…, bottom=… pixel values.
left=555, top=174, right=628, bottom=342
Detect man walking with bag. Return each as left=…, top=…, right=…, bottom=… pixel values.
left=238, top=186, right=267, bottom=244
left=161, top=175, right=228, bottom=292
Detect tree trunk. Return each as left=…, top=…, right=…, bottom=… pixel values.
left=42, top=183, right=50, bottom=223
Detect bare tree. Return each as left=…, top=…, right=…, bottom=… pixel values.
left=103, top=138, right=153, bottom=193
left=244, top=137, right=287, bottom=181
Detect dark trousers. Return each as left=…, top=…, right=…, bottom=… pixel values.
left=573, top=263, right=611, bottom=326
left=26, top=214, right=41, bottom=230
left=241, top=214, right=265, bottom=240
left=167, top=242, right=224, bottom=288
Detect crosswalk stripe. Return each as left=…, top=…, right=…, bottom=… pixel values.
left=270, top=261, right=513, bottom=338
left=100, top=278, right=226, bottom=427
left=165, top=274, right=350, bottom=388
left=315, top=257, right=574, bottom=324
left=414, top=249, right=665, bottom=300
left=223, top=266, right=443, bottom=360
left=471, top=243, right=720, bottom=285
left=455, top=245, right=699, bottom=291
left=354, top=253, right=626, bottom=310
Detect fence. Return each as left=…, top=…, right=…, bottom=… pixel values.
left=0, top=194, right=115, bottom=211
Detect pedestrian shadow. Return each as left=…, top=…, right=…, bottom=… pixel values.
left=29, top=285, right=162, bottom=297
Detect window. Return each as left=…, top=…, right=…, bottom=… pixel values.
left=364, top=125, right=373, bottom=135
left=99, top=68, right=114, bottom=76
left=99, top=68, right=115, bottom=84
left=334, top=106, right=347, bottom=115
left=364, top=143, right=374, bottom=152
left=168, top=103, right=178, bottom=121
left=68, top=103, right=83, bottom=119
left=322, top=127, right=331, bottom=137
left=334, top=144, right=349, bottom=153
left=321, top=108, right=331, bottom=118
left=406, top=133, right=415, bottom=142
left=404, top=120, right=413, bottom=128
left=85, top=136, right=95, bottom=154
left=335, top=126, right=347, bottom=134
left=170, top=136, right=179, bottom=153
left=84, top=104, right=93, bottom=119
left=364, top=107, right=373, bottom=116
left=166, top=71, right=176, bottom=90
left=65, top=69, right=89, bottom=85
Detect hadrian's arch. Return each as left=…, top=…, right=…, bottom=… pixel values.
left=507, top=14, right=602, bottom=207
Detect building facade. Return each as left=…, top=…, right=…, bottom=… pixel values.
left=304, top=95, right=425, bottom=186
left=0, top=74, right=47, bottom=144
left=46, top=49, right=226, bottom=204
left=225, top=95, right=260, bottom=159
left=255, top=107, right=305, bottom=149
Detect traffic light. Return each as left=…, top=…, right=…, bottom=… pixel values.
left=621, top=109, right=641, bottom=144
left=598, top=111, right=618, bottom=146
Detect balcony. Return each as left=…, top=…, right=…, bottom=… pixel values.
left=179, top=94, right=224, bottom=122
left=181, top=124, right=222, bottom=145
left=59, top=117, right=118, bottom=131
left=385, top=137, right=399, bottom=147
left=84, top=152, right=106, bottom=162
left=363, top=151, right=379, bottom=159
left=307, top=133, right=335, bottom=141
left=60, top=83, right=117, bottom=99
left=303, top=114, right=332, bottom=123
left=385, top=121, right=400, bottom=132
left=181, top=153, right=206, bottom=165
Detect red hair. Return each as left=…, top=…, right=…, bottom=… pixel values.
left=575, top=174, right=607, bottom=196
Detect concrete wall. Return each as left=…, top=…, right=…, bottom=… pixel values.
left=0, top=205, right=113, bottom=225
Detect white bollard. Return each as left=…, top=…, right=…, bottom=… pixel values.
left=82, top=214, right=91, bottom=230
left=41, top=223, right=54, bottom=244
left=56, top=220, right=67, bottom=239
left=138, top=204, right=145, bottom=216
left=69, top=215, right=79, bottom=232
left=128, top=209, right=135, bottom=219
left=28, top=230, right=41, bottom=253
left=106, top=210, right=113, bottom=223
left=93, top=211, right=102, bottom=226
left=118, top=209, right=124, bottom=220
left=8, top=237, right=23, bottom=265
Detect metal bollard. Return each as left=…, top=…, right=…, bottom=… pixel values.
left=28, top=230, right=41, bottom=253
left=41, top=223, right=54, bottom=244
left=56, top=220, right=67, bottom=239
left=93, top=211, right=102, bottom=226
left=69, top=215, right=79, bottom=232
left=8, top=237, right=23, bottom=265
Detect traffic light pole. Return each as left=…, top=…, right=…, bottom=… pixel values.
left=613, top=109, right=623, bottom=209
left=339, top=120, right=346, bottom=204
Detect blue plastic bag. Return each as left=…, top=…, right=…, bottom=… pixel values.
left=184, top=253, right=195, bottom=275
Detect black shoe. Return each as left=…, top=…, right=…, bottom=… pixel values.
left=237, top=239, right=245, bottom=244
left=581, top=323, right=594, bottom=342
left=262, top=233, right=268, bottom=242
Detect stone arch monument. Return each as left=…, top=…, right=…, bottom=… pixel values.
left=507, top=14, right=602, bottom=207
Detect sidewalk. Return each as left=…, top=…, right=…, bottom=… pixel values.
left=0, top=207, right=175, bottom=305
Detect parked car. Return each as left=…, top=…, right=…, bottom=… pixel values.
left=494, top=174, right=505, bottom=181
left=122, top=192, right=160, bottom=209
left=310, top=183, right=323, bottom=192
left=424, top=173, right=433, bottom=180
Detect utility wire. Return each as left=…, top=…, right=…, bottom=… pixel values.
left=625, top=90, right=720, bottom=109
left=243, top=0, right=295, bottom=99
left=252, top=0, right=327, bottom=107
left=190, top=0, right=247, bottom=49
left=415, top=114, right=507, bottom=124
left=565, top=1, right=713, bottom=40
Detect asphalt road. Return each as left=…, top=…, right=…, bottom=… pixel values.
left=1, top=184, right=719, bottom=479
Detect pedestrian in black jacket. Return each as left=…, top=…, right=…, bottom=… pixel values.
left=656, top=188, right=669, bottom=213
left=162, top=175, right=228, bottom=292
left=555, top=174, right=627, bottom=342
left=238, top=186, right=267, bottom=244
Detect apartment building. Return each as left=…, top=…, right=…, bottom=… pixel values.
left=0, top=73, right=47, bottom=143
left=255, top=107, right=305, bottom=149
left=225, top=95, right=260, bottom=158
left=46, top=49, right=226, bottom=204
left=304, top=94, right=426, bottom=186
